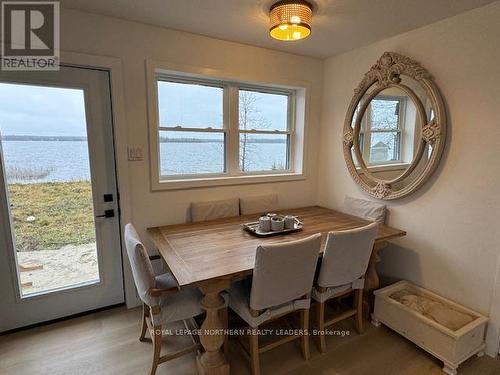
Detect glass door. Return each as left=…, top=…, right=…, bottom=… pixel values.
left=0, top=66, right=124, bottom=331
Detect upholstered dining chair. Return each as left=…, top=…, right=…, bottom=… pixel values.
left=344, top=195, right=387, bottom=224
left=124, top=223, right=204, bottom=375
left=228, top=234, right=322, bottom=375
left=312, top=222, right=378, bottom=353
left=343, top=195, right=387, bottom=291
left=190, top=197, right=240, bottom=222
left=239, top=193, right=279, bottom=215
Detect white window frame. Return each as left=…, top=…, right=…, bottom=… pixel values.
left=146, top=62, right=307, bottom=191
left=360, top=95, right=406, bottom=166
left=157, top=75, right=228, bottom=179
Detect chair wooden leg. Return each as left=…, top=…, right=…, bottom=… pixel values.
left=317, top=302, right=327, bottom=353
left=139, top=303, right=149, bottom=342
left=300, top=309, right=310, bottom=360
left=150, top=325, right=162, bottom=375
left=220, top=307, right=229, bottom=354
left=249, top=328, right=260, bottom=375
left=355, top=289, right=364, bottom=334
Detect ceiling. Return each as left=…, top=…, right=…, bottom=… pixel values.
left=60, top=0, right=497, bottom=59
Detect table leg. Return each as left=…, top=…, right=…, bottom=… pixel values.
left=363, top=241, right=389, bottom=319
left=364, top=241, right=388, bottom=291
left=197, top=279, right=230, bottom=375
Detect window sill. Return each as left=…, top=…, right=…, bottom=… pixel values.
left=151, top=172, right=306, bottom=191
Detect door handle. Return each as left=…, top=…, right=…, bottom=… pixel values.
left=96, top=209, right=115, bottom=218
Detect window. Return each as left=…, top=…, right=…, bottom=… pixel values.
left=239, top=89, right=290, bottom=172
left=154, top=75, right=298, bottom=186
left=157, top=80, right=225, bottom=177
left=359, top=96, right=405, bottom=165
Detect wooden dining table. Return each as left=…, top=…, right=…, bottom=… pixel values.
left=147, top=205, right=406, bottom=375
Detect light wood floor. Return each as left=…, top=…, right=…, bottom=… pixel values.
left=1, top=306, right=499, bottom=375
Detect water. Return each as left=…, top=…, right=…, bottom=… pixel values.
left=2, top=141, right=91, bottom=183
left=2, top=140, right=288, bottom=183
left=160, top=141, right=287, bottom=176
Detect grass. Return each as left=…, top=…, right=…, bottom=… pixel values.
left=8, top=181, right=96, bottom=252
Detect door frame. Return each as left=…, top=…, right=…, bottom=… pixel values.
left=58, top=51, right=137, bottom=308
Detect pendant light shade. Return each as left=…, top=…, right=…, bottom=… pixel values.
left=269, top=0, right=313, bottom=41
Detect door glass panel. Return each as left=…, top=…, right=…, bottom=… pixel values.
left=0, top=82, right=100, bottom=296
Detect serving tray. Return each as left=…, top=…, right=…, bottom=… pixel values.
left=241, top=219, right=303, bottom=237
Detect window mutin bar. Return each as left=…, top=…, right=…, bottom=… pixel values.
left=158, top=126, right=228, bottom=133
left=238, top=129, right=290, bottom=135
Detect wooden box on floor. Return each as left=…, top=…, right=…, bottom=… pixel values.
left=372, top=281, right=488, bottom=375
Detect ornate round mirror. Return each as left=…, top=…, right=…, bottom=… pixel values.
left=343, top=52, right=447, bottom=199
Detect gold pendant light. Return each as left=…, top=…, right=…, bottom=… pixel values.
left=269, top=0, right=313, bottom=41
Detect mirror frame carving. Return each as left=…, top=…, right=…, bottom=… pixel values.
left=343, top=52, right=447, bottom=200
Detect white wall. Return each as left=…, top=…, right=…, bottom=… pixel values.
left=60, top=8, right=323, bottom=239
left=318, top=2, right=500, bottom=353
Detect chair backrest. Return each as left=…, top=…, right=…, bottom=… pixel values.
left=240, top=193, right=279, bottom=215
left=250, top=234, right=322, bottom=311
left=124, top=223, right=157, bottom=306
left=344, top=195, right=387, bottom=224
left=191, top=198, right=240, bottom=222
left=317, top=222, right=378, bottom=288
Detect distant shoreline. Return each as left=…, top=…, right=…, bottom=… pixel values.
left=1, top=135, right=286, bottom=144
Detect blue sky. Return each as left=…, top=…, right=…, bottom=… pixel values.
left=0, top=83, right=87, bottom=136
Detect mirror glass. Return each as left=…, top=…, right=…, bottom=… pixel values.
left=352, top=82, right=433, bottom=184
